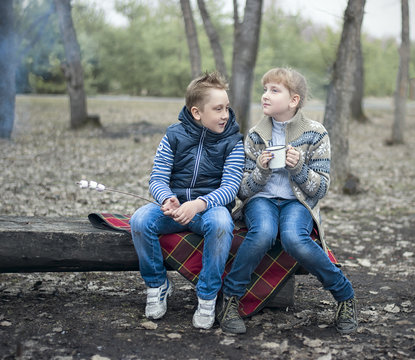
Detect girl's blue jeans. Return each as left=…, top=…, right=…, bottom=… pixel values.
left=222, top=197, right=354, bottom=302
left=130, top=203, right=234, bottom=300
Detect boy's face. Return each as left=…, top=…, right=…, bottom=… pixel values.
left=191, top=88, right=230, bottom=133
left=261, top=82, right=299, bottom=121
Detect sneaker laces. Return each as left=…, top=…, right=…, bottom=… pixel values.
left=336, top=299, right=355, bottom=320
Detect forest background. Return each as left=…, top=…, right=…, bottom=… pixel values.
left=14, top=0, right=415, bottom=102
left=2, top=1, right=415, bottom=358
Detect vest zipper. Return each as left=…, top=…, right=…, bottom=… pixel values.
left=186, top=127, right=207, bottom=201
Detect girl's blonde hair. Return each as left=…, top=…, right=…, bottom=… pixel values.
left=262, top=68, right=308, bottom=109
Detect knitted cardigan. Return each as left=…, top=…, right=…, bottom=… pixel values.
left=237, top=110, right=331, bottom=252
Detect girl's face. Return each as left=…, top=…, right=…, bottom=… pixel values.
left=261, top=82, right=299, bottom=122
left=191, top=88, right=230, bottom=133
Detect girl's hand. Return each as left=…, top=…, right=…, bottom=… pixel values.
left=259, top=150, right=273, bottom=169
left=286, top=145, right=300, bottom=168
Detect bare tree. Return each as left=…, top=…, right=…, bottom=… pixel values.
left=390, top=0, right=410, bottom=144
left=230, top=0, right=263, bottom=134
left=197, top=0, right=228, bottom=79
left=323, top=0, right=366, bottom=189
left=350, top=39, right=368, bottom=122
left=0, top=0, right=15, bottom=139
left=54, top=0, right=98, bottom=129
left=179, top=0, right=201, bottom=78
left=180, top=0, right=263, bottom=134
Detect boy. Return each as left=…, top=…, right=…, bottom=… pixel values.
left=219, top=67, right=358, bottom=335
left=130, top=71, right=244, bottom=330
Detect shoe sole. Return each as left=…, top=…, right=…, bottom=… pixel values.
left=192, top=318, right=214, bottom=330
left=221, top=324, right=246, bottom=334
left=336, top=325, right=358, bottom=335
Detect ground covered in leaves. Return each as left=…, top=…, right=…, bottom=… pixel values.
left=1, top=96, right=415, bottom=359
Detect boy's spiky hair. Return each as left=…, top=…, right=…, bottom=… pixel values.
left=185, top=71, right=228, bottom=111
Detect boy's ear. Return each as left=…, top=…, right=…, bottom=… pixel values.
left=290, top=94, right=300, bottom=109
left=191, top=106, right=201, bottom=120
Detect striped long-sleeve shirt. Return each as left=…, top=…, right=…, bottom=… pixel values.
left=149, top=135, right=245, bottom=209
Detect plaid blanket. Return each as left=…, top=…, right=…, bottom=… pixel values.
left=88, top=213, right=339, bottom=317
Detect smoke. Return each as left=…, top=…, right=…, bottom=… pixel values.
left=14, top=1, right=60, bottom=94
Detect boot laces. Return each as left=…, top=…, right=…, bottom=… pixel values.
left=223, top=296, right=240, bottom=321
left=337, top=299, right=355, bottom=320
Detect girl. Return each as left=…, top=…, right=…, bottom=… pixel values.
left=219, top=68, right=357, bottom=335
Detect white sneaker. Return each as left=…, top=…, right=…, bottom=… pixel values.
left=192, top=296, right=216, bottom=329
left=145, top=278, right=173, bottom=320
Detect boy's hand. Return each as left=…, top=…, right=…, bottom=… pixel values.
left=286, top=145, right=300, bottom=168
left=259, top=150, right=273, bottom=169
left=172, top=199, right=207, bottom=225
left=161, top=197, right=180, bottom=217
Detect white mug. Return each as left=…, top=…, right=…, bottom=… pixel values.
left=266, top=145, right=286, bottom=169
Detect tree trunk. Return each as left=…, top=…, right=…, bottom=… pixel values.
left=230, top=0, right=263, bottom=135
left=182, top=0, right=263, bottom=133
left=0, top=0, right=15, bottom=139
left=180, top=0, right=201, bottom=78
left=197, top=0, right=228, bottom=79
left=391, top=0, right=410, bottom=144
left=351, top=39, right=368, bottom=122
left=323, top=0, right=366, bottom=188
left=54, top=0, right=89, bottom=129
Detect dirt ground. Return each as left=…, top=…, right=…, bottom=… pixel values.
left=1, top=96, right=415, bottom=359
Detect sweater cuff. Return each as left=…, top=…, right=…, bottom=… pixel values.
left=197, top=196, right=212, bottom=210
left=158, top=193, right=177, bottom=206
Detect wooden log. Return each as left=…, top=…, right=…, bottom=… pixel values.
left=0, top=216, right=139, bottom=272
left=266, top=276, right=295, bottom=308
left=0, top=216, right=295, bottom=307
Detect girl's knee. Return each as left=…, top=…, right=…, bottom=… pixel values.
left=280, top=230, right=310, bottom=257
left=245, top=224, right=276, bottom=250
left=250, top=217, right=276, bottom=238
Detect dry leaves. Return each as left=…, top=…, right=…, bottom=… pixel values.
left=1, top=97, right=415, bottom=360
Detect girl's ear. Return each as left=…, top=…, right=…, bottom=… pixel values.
left=290, top=94, right=300, bottom=109
left=191, top=106, right=201, bottom=120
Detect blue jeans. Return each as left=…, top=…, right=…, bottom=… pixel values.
left=130, top=203, right=234, bottom=300
left=222, top=197, right=354, bottom=302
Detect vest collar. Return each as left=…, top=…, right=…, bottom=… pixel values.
left=178, top=106, right=241, bottom=142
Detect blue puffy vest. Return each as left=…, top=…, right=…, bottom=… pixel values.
left=166, top=106, right=243, bottom=209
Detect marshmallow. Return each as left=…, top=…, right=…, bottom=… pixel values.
left=96, top=184, right=106, bottom=192
left=78, top=180, right=89, bottom=189
left=89, top=181, right=98, bottom=189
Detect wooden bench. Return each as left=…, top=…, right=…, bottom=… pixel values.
left=0, top=216, right=295, bottom=308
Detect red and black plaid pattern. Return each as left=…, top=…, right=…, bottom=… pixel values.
left=88, top=213, right=339, bottom=317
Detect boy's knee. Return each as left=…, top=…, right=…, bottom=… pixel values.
left=130, top=219, right=144, bottom=238
left=209, top=207, right=233, bottom=228
left=217, top=215, right=234, bottom=232
left=130, top=206, right=154, bottom=232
